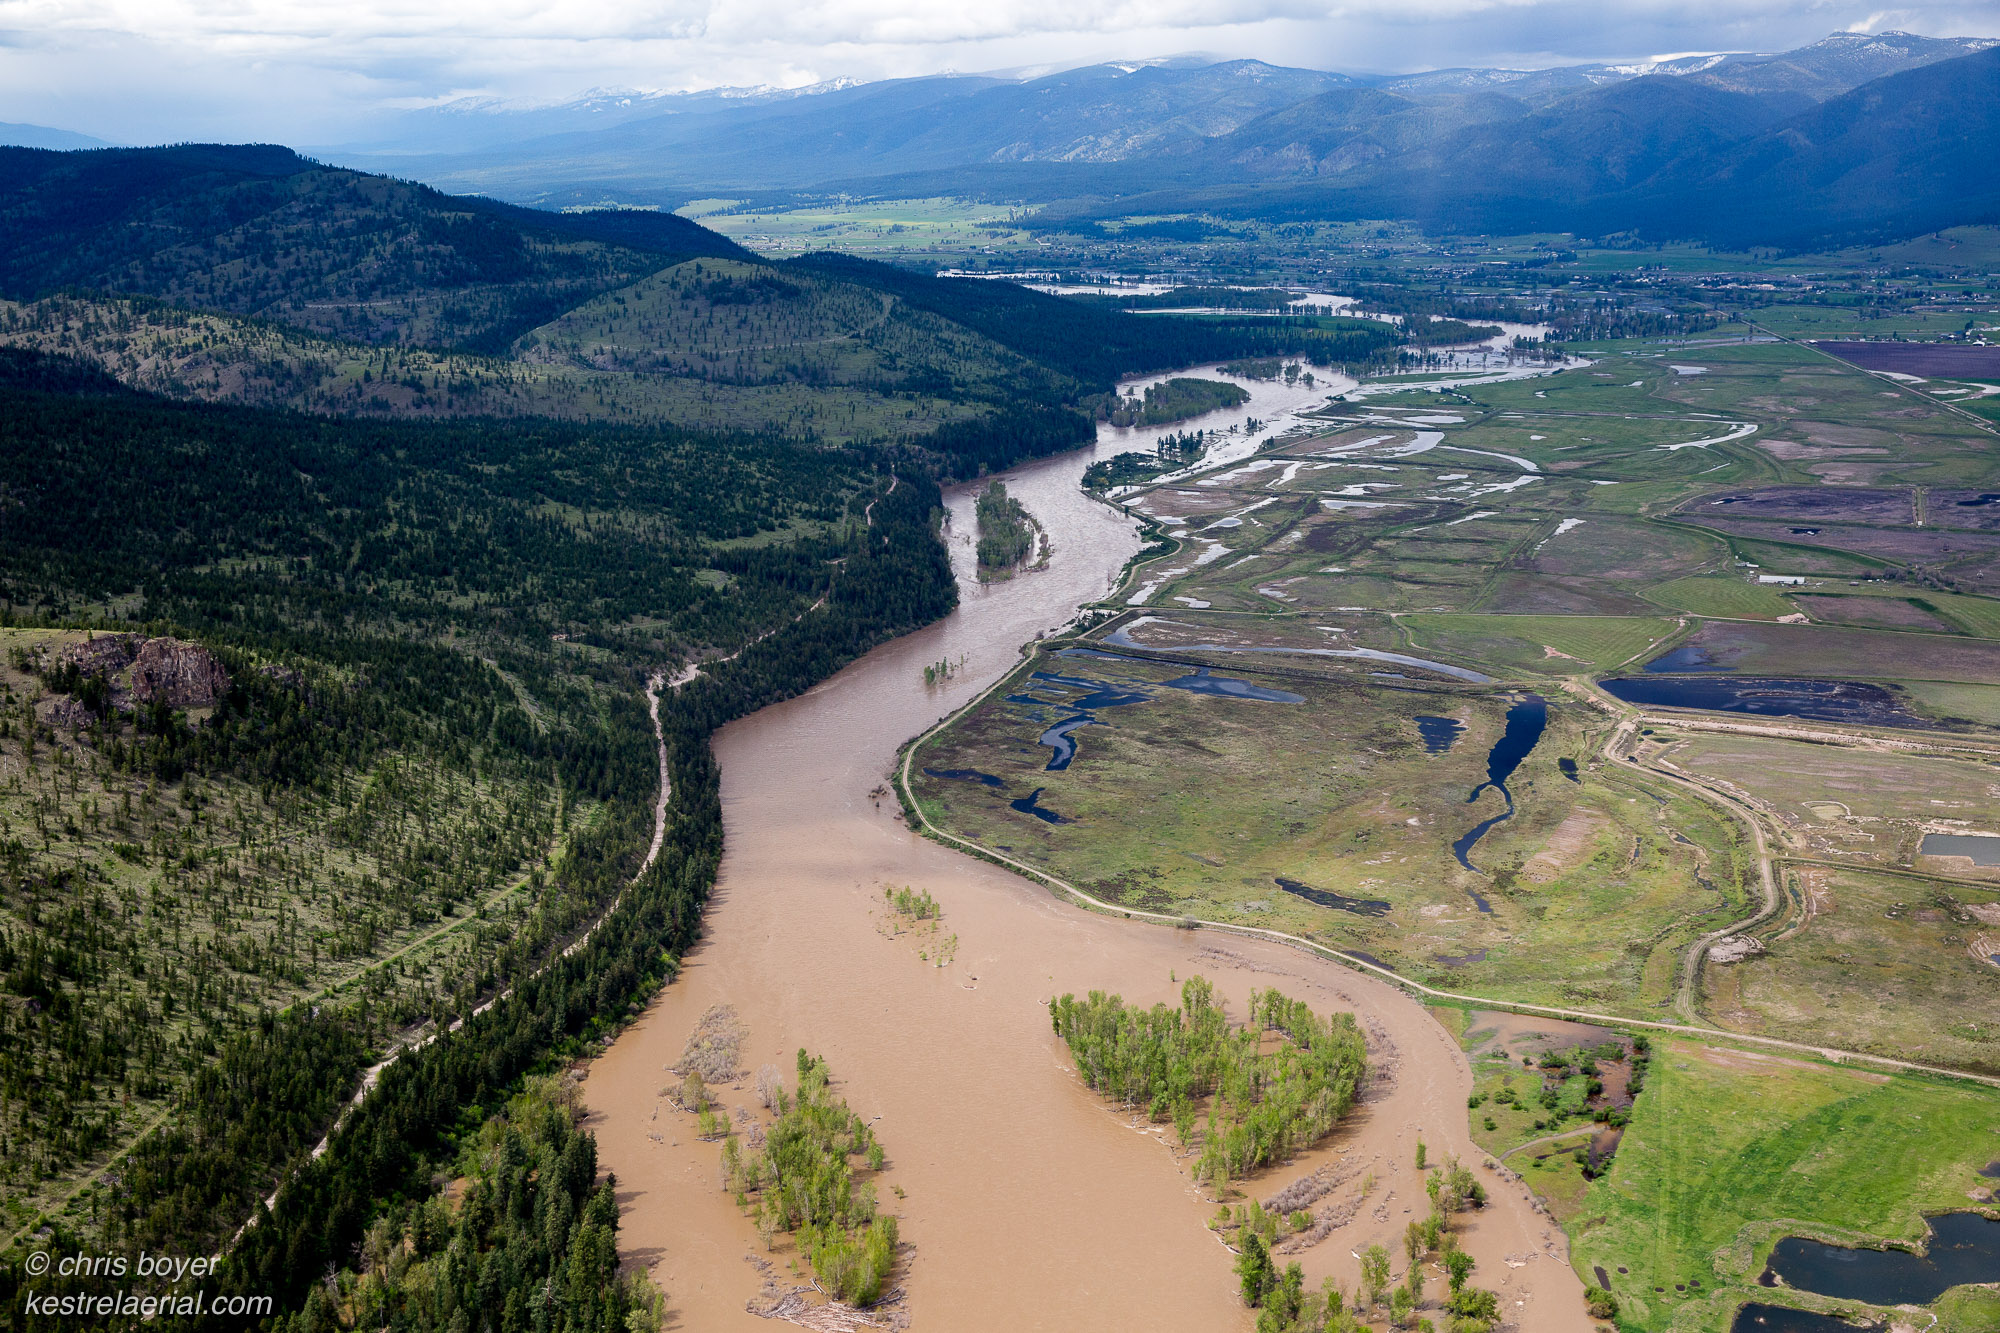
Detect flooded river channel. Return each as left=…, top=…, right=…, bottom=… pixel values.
left=585, top=372, right=1591, bottom=1331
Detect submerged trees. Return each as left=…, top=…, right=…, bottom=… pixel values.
left=1048, top=977, right=1367, bottom=1188
left=974, top=480, right=1036, bottom=578
left=722, top=1051, right=900, bottom=1307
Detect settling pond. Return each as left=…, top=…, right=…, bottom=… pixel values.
left=1919, top=832, right=2000, bottom=866
left=1599, top=677, right=1929, bottom=729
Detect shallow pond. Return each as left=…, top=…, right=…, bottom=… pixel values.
left=1273, top=875, right=1391, bottom=917
left=1451, top=694, right=1549, bottom=893
left=1644, top=643, right=1729, bottom=673
left=924, top=766, right=1004, bottom=788
left=1010, top=787, right=1070, bottom=824
left=1760, top=1212, right=2000, bottom=1305
left=1600, top=677, right=1928, bottom=729
left=1160, top=668, right=1304, bottom=703
left=1414, top=715, right=1465, bottom=754
left=1919, top=832, right=2000, bottom=866
left=1559, top=757, right=1580, bottom=783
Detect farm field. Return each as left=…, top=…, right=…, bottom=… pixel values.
left=1640, top=620, right=2000, bottom=683
left=1572, top=1040, right=2000, bottom=1333
left=1642, top=577, right=1798, bottom=621
left=1397, top=613, right=1680, bottom=673
left=678, top=196, right=1032, bottom=255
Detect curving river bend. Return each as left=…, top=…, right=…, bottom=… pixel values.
left=584, top=369, right=1592, bottom=1331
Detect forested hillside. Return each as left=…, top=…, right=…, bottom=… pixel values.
left=0, top=146, right=1402, bottom=467
left=0, top=349, right=954, bottom=1326
left=0, top=145, right=746, bottom=352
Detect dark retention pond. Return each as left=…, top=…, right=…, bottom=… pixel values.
left=1274, top=876, right=1391, bottom=917
left=1730, top=1304, right=1875, bottom=1332
left=1600, top=677, right=1928, bottom=729
left=1760, top=1212, right=2000, bottom=1306
left=1451, top=695, right=1549, bottom=902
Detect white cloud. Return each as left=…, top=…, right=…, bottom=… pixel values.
left=0, top=0, right=1996, bottom=143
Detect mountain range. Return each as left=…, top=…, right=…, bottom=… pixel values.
left=296, top=30, right=2000, bottom=248
left=8, top=31, right=1999, bottom=251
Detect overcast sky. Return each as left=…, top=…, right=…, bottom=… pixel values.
left=3, top=0, right=1999, bottom=145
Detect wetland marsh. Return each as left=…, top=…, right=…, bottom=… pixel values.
left=907, top=333, right=2000, bottom=1330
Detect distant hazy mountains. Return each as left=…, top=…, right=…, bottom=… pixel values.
left=304, top=31, right=2000, bottom=246
left=0, top=122, right=117, bottom=151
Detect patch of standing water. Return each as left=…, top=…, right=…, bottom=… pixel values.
left=1559, top=757, right=1580, bottom=784
left=1414, top=715, right=1465, bottom=754
left=923, top=767, right=1005, bottom=787
left=1159, top=668, right=1304, bottom=702
left=1759, top=1212, right=2000, bottom=1306
left=1021, top=659, right=1302, bottom=770
left=1451, top=695, right=1550, bottom=897
left=1009, top=787, right=1071, bottom=824
left=1643, top=643, right=1728, bottom=673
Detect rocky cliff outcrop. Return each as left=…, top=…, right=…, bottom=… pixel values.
left=57, top=633, right=139, bottom=676
left=130, top=637, right=231, bottom=708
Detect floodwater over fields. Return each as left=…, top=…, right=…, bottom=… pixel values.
left=584, top=372, right=1592, bottom=1331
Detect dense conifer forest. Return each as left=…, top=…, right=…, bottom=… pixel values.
left=0, top=345, right=958, bottom=1328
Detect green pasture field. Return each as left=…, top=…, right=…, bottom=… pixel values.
left=1715, top=536, right=1885, bottom=576
left=1903, top=681, right=2000, bottom=725
left=1397, top=613, right=1681, bottom=673
left=1741, top=303, right=1990, bottom=340
left=1641, top=576, right=1797, bottom=620
left=677, top=196, right=1032, bottom=255
left=1574, top=1039, right=2000, bottom=1332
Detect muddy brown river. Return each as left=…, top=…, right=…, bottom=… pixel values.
left=585, top=371, right=1591, bottom=1331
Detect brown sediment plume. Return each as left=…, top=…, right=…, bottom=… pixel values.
left=584, top=373, right=1592, bottom=1332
